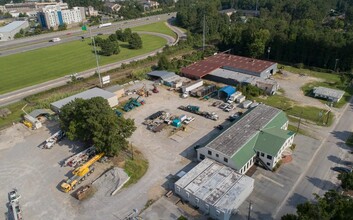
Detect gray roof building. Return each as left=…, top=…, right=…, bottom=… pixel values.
left=147, top=71, right=177, bottom=81
left=175, top=158, right=254, bottom=220
left=0, top=21, right=29, bottom=41
left=51, top=88, right=118, bottom=112
left=313, top=86, right=345, bottom=103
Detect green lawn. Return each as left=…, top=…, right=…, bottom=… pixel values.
left=255, top=94, right=334, bottom=126
left=131, top=21, right=177, bottom=39
left=0, top=34, right=166, bottom=95
left=281, top=65, right=341, bottom=81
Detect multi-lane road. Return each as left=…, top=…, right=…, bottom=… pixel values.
left=0, top=13, right=183, bottom=107
left=0, top=13, right=176, bottom=57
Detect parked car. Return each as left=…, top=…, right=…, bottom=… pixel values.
left=224, top=104, right=235, bottom=112
left=219, top=103, right=229, bottom=109
left=332, top=166, right=352, bottom=173
left=216, top=125, right=224, bottom=130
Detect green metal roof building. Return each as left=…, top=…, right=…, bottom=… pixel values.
left=197, top=104, right=295, bottom=173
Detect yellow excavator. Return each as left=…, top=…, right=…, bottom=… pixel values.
left=60, top=152, right=104, bottom=193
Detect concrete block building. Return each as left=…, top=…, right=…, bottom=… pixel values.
left=175, top=158, right=254, bottom=220
left=197, top=104, right=295, bottom=173
left=313, top=86, right=345, bottom=103
left=0, top=21, right=29, bottom=41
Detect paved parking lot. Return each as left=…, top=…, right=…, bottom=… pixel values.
left=235, top=135, right=321, bottom=220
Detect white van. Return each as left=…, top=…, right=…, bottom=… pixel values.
left=51, top=37, right=61, bottom=42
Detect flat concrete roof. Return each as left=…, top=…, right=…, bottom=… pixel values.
left=175, top=158, right=254, bottom=211
left=313, top=86, right=345, bottom=99
left=51, top=88, right=116, bottom=110
left=0, top=21, right=27, bottom=33
left=206, top=104, right=281, bottom=157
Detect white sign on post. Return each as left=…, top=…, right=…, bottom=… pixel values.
left=102, top=75, right=110, bottom=85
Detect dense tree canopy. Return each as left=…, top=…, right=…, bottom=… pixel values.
left=128, top=33, right=143, bottom=49
left=63, top=0, right=104, bottom=10
left=338, top=172, right=353, bottom=190
left=59, top=97, right=136, bottom=156
left=281, top=190, right=353, bottom=220
left=176, top=0, right=353, bottom=71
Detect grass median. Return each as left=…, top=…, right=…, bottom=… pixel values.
left=0, top=34, right=167, bottom=95
left=131, top=21, right=177, bottom=39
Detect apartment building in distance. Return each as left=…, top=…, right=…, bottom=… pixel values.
left=38, top=5, right=85, bottom=29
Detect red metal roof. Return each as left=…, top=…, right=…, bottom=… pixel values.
left=181, top=53, right=276, bottom=78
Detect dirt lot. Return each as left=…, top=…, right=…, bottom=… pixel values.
left=274, top=71, right=325, bottom=108
left=0, top=80, right=241, bottom=220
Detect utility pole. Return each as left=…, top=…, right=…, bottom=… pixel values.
left=89, top=27, right=103, bottom=88
left=131, top=142, right=134, bottom=160
left=247, top=201, right=253, bottom=220
left=296, top=110, right=303, bottom=134
left=202, top=14, right=205, bottom=51
left=255, top=0, right=259, bottom=16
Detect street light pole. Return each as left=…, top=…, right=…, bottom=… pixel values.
left=334, top=58, right=339, bottom=72
left=89, top=27, right=103, bottom=88
left=267, top=47, right=271, bottom=59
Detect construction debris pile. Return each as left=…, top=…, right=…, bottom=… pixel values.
left=93, top=167, right=129, bottom=197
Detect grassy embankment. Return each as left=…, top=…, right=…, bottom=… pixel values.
left=0, top=34, right=166, bottom=95
left=131, top=21, right=177, bottom=39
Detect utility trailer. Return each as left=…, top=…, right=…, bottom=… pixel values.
left=43, top=130, right=65, bottom=149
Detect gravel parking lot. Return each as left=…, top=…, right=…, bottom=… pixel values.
left=0, top=80, right=242, bottom=220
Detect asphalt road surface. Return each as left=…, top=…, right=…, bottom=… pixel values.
left=275, top=97, right=353, bottom=218
left=0, top=13, right=177, bottom=57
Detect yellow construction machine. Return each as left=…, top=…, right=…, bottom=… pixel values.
left=60, top=152, right=104, bottom=193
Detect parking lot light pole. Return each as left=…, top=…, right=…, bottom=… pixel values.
left=267, top=47, right=271, bottom=59
left=334, top=58, right=339, bottom=72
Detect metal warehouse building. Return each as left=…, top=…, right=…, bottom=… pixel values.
left=180, top=53, right=279, bottom=94
left=313, top=86, right=345, bottom=103
left=175, top=158, right=254, bottom=220
left=197, top=104, right=295, bottom=173
left=181, top=53, right=277, bottom=80
left=50, top=88, right=118, bottom=112
left=0, top=21, right=29, bottom=41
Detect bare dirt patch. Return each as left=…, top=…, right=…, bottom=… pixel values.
left=0, top=123, right=31, bottom=150
left=275, top=71, right=325, bottom=108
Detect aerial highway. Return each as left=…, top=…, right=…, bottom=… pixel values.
left=0, top=12, right=176, bottom=57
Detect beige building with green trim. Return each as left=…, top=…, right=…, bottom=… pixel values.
left=197, top=104, right=295, bottom=173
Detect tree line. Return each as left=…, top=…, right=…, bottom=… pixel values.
left=176, top=0, right=353, bottom=71
left=93, top=28, right=142, bottom=56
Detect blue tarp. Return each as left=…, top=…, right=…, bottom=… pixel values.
left=218, top=86, right=236, bottom=99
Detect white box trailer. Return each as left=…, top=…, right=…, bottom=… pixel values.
left=181, top=80, right=203, bottom=93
